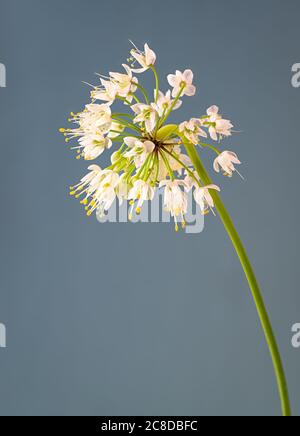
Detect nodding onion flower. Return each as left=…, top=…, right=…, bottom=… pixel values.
left=60, top=43, right=292, bottom=417
left=60, top=42, right=239, bottom=230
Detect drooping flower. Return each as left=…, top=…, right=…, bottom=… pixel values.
left=152, top=90, right=182, bottom=117
left=128, top=180, right=155, bottom=217
left=159, top=180, right=188, bottom=231
left=70, top=165, right=102, bottom=198
left=213, top=151, right=241, bottom=177
left=194, top=185, right=221, bottom=215
left=131, top=103, right=158, bottom=133
left=69, top=167, right=119, bottom=217
left=167, top=70, right=196, bottom=97
left=107, top=121, right=125, bottom=139
left=92, top=170, right=120, bottom=216
left=179, top=118, right=207, bottom=144
left=130, top=43, right=157, bottom=73
left=205, top=106, right=233, bottom=141
left=78, top=134, right=112, bottom=160
left=109, top=64, right=138, bottom=102
left=92, top=79, right=118, bottom=105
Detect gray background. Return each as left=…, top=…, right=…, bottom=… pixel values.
left=0, top=0, right=299, bottom=416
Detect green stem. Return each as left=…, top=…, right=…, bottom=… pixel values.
left=159, top=149, right=175, bottom=181
left=161, top=146, right=201, bottom=187
left=135, top=83, right=150, bottom=104
left=183, top=140, right=292, bottom=417
left=151, top=66, right=159, bottom=102
left=199, top=142, right=221, bottom=155
left=111, top=116, right=142, bottom=134
left=159, top=85, right=185, bottom=128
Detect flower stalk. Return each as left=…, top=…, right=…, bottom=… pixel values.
left=182, top=139, right=292, bottom=417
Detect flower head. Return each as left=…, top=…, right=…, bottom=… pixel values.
left=63, top=43, right=239, bottom=231
left=130, top=43, right=157, bottom=73
left=213, top=151, right=241, bottom=177
left=167, top=70, right=196, bottom=98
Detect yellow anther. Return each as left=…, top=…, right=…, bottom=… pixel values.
left=136, top=207, right=141, bottom=215
left=202, top=209, right=210, bottom=216
left=129, top=200, right=134, bottom=206
left=87, top=210, right=93, bottom=217
left=128, top=213, right=133, bottom=221
left=175, top=224, right=179, bottom=233
left=182, top=221, right=186, bottom=229
left=65, top=138, right=69, bottom=143
left=70, top=191, right=76, bottom=196
left=80, top=199, right=88, bottom=205
left=76, top=155, right=81, bottom=160
left=59, top=128, right=66, bottom=133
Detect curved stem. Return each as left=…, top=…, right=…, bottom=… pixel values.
left=183, top=141, right=292, bottom=417
left=151, top=66, right=159, bottom=102
left=159, top=85, right=185, bottom=128
left=135, top=83, right=150, bottom=104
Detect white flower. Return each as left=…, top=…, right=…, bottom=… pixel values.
left=167, top=69, right=196, bottom=98
left=213, top=151, right=241, bottom=177
left=130, top=43, right=157, bottom=73
left=184, top=170, right=200, bottom=191
left=110, top=64, right=138, bottom=102
left=128, top=180, right=155, bottom=216
left=92, top=79, right=118, bottom=105
left=124, top=137, right=155, bottom=168
left=70, top=165, right=102, bottom=197
left=116, top=174, right=132, bottom=203
left=194, top=184, right=220, bottom=215
left=205, top=106, right=233, bottom=141
left=153, top=90, right=182, bottom=117
left=70, top=167, right=119, bottom=216
left=81, top=104, right=112, bottom=132
left=107, top=122, right=125, bottom=139
left=93, top=170, right=120, bottom=214
left=131, top=103, right=158, bottom=133
left=179, top=118, right=207, bottom=144
left=79, top=134, right=112, bottom=160
left=159, top=180, right=188, bottom=230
